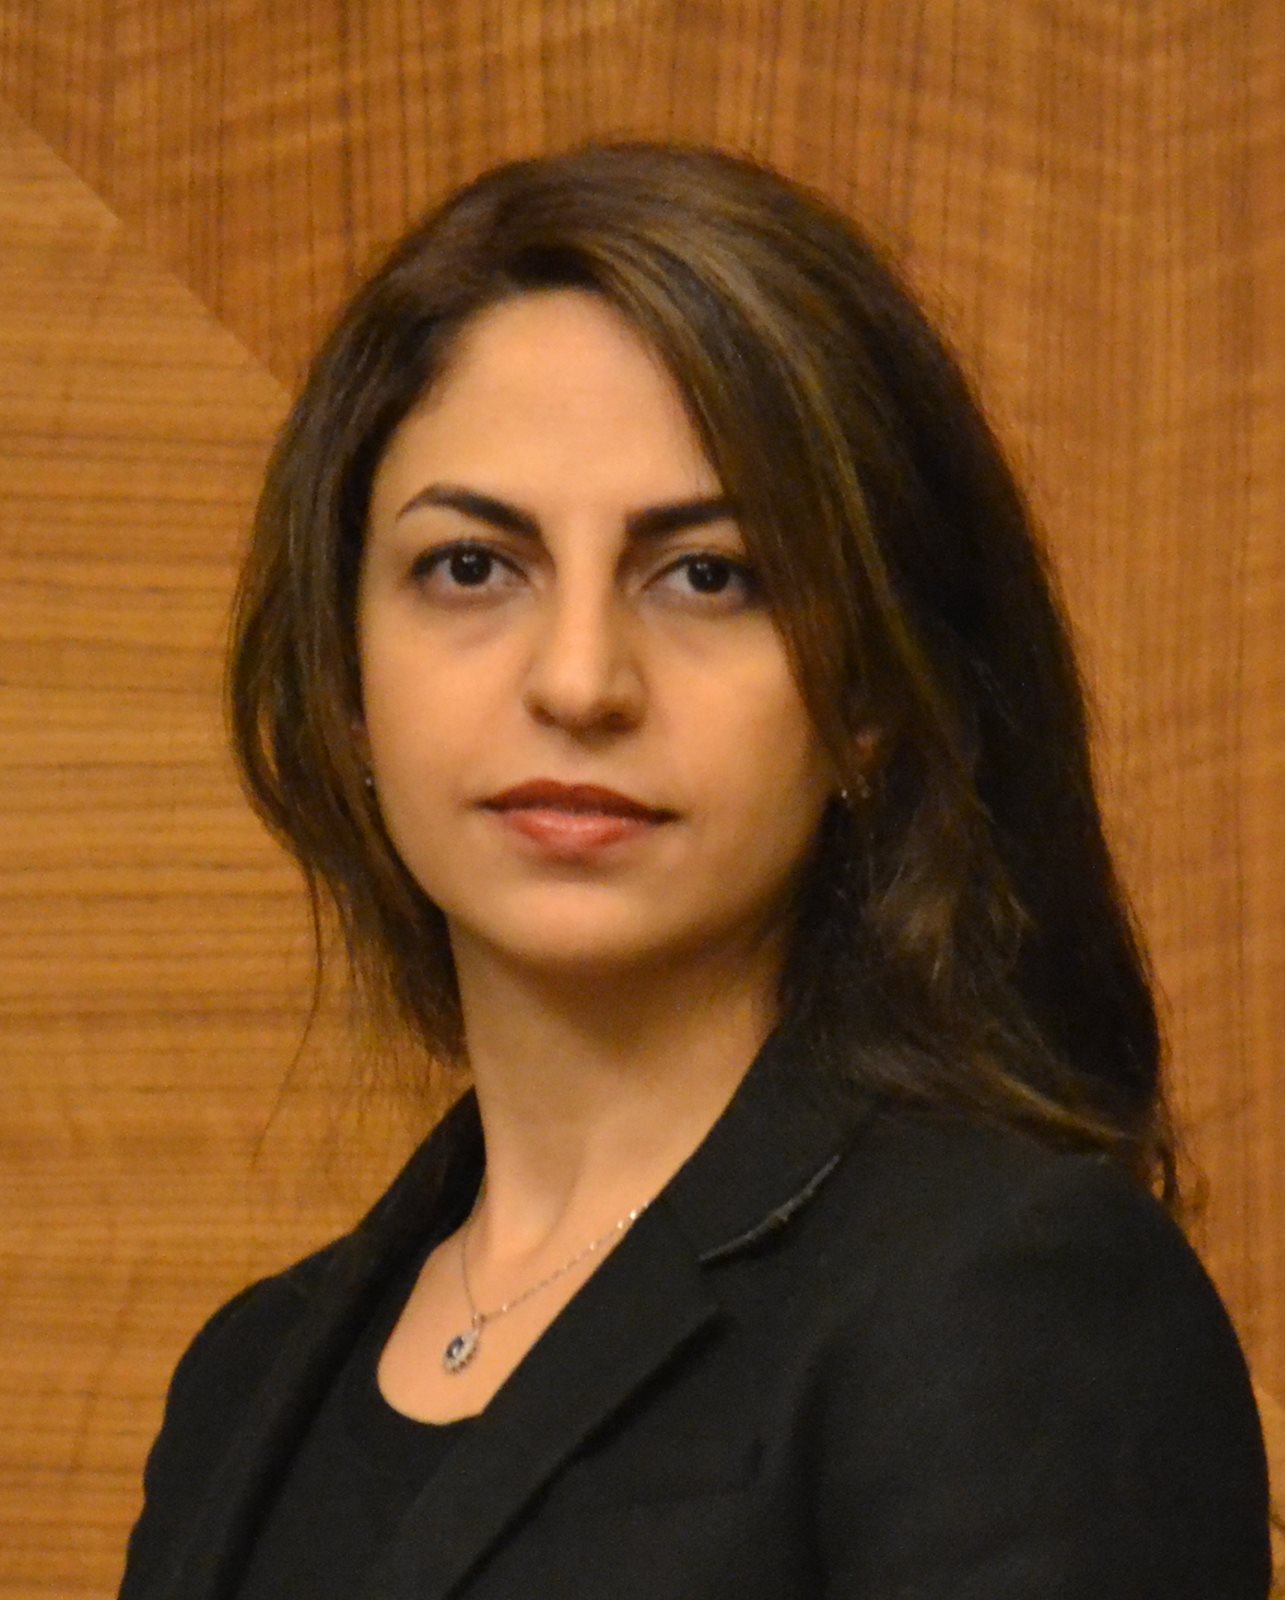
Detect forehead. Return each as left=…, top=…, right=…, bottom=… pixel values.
left=367, top=290, right=722, bottom=527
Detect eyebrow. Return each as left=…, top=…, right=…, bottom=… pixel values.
left=393, top=484, right=738, bottom=541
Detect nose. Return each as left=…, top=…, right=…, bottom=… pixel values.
left=521, top=579, right=645, bottom=735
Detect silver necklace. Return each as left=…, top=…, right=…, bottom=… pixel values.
left=442, top=1195, right=650, bottom=1374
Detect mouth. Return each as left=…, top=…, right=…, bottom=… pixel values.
left=480, top=781, right=675, bottom=858
left=480, top=780, right=674, bottom=822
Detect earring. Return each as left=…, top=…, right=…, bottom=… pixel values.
left=839, top=773, right=871, bottom=806
left=363, top=770, right=375, bottom=792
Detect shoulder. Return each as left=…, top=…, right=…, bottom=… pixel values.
left=824, top=1101, right=1193, bottom=1278
left=121, top=1096, right=483, bottom=1592
left=808, top=1103, right=1254, bottom=1411
left=165, top=1238, right=347, bottom=1407
left=792, top=1104, right=1272, bottom=1593
left=119, top=1238, right=352, bottom=1596
left=142, top=1092, right=482, bottom=1427
left=153, top=1232, right=359, bottom=1449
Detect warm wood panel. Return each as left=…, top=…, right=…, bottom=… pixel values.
left=0, top=3, right=1280, bottom=1594
left=0, top=105, right=413, bottom=1597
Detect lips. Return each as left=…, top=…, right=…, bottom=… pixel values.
left=481, top=780, right=673, bottom=821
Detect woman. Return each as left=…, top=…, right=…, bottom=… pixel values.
left=118, top=143, right=1272, bottom=1598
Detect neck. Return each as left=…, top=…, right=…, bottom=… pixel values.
left=450, top=932, right=780, bottom=1256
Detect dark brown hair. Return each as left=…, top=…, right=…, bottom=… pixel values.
left=229, top=141, right=1178, bottom=1205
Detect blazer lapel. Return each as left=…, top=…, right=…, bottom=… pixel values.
left=361, top=1203, right=719, bottom=1599
left=360, top=1025, right=865, bottom=1600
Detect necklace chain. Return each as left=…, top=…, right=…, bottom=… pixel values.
left=442, top=1192, right=649, bottom=1375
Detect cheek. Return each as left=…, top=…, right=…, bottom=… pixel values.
left=360, top=635, right=487, bottom=767
left=676, top=669, right=832, bottom=830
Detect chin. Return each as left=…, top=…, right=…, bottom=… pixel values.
left=455, top=901, right=783, bottom=991
left=485, top=929, right=684, bottom=980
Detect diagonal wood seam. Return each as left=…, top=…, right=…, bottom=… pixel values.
left=0, top=91, right=286, bottom=411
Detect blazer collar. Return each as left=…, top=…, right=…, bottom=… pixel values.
left=373, top=1020, right=863, bottom=1256
left=351, top=1019, right=865, bottom=1276
left=659, top=1022, right=865, bottom=1261
left=163, top=1024, right=866, bottom=1600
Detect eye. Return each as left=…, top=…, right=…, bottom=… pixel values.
left=411, top=541, right=522, bottom=596
left=656, top=552, right=761, bottom=607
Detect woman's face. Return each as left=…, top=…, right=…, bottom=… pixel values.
left=358, top=289, right=836, bottom=984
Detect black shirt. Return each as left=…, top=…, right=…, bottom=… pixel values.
left=236, top=1251, right=475, bottom=1599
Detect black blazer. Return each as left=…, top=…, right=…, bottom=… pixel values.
left=119, top=1031, right=1273, bottom=1598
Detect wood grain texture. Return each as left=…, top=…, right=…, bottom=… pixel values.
left=0, top=3, right=1280, bottom=1594
left=0, top=104, right=416, bottom=1597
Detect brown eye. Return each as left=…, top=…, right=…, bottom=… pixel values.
left=412, top=542, right=521, bottom=595
left=444, top=548, right=494, bottom=586
left=658, top=553, right=760, bottom=606
left=686, top=556, right=735, bottom=594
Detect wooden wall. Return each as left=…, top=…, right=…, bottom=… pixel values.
left=1, top=4, right=1281, bottom=1594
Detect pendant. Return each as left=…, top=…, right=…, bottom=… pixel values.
left=443, top=1323, right=481, bottom=1374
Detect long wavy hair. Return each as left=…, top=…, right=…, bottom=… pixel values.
left=228, top=142, right=1178, bottom=1207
